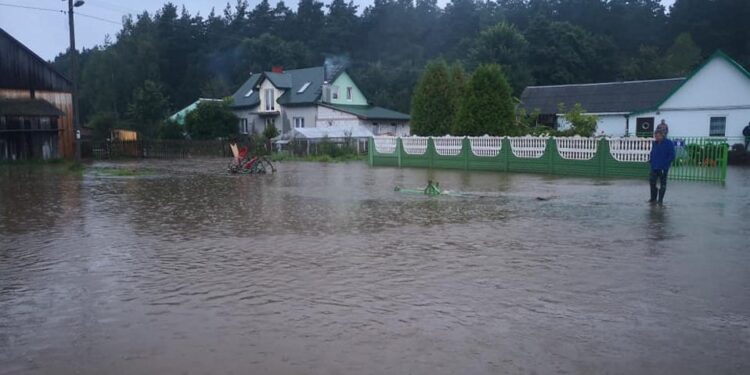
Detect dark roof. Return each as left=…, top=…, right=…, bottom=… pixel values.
left=0, top=98, right=65, bottom=116
left=231, top=73, right=262, bottom=108
left=231, top=66, right=327, bottom=108
left=277, top=67, right=326, bottom=106
left=321, top=103, right=410, bottom=121
left=519, top=78, right=685, bottom=114
left=0, top=27, right=72, bottom=92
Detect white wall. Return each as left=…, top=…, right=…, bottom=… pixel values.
left=596, top=115, right=628, bottom=137
left=638, top=109, right=750, bottom=138
left=556, top=114, right=626, bottom=136
left=661, top=57, right=750, bottom=109
left=283, top=106, right=318, bottom=132
left=316, top=106, right=360, bottom=127
left=315, top=106, right=410, bottom=136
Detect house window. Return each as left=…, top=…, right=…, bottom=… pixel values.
left=264, top=89, right=275, bottom=111
left=293, top=117, right=305, bottom=128
left=346, top=87, right=353, bottom=100
left=332, top=86, right=339, bottom=100
left=298, top=82, right=311, bottom=93
left=239, top=118, right=249, bottom=134
left=709, top=116, right=726, bottom=136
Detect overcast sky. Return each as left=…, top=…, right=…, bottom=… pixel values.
left=1, top=0, right=676, bottom=61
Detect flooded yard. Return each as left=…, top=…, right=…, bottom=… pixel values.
left=1, top=159, right=749, bottom=375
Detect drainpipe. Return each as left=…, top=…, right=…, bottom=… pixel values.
left=625, top=115, right=630, bottom=137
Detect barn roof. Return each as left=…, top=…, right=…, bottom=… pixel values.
left=0, top=27, right=72, bottom=92
left=519, top=78, right=685, bottom=114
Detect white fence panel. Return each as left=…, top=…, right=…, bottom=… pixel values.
left=373, top=136, right=397, bottom=154
left=555, top=137, right=598, bottom=160
left=402, top=136, right=429, bottom=155
left=433, top=136, right=463, bottom=156
left=509, top=136, right=548, bottom=158
left=608, top=137, right=652, bottom=162
left=468, top=136, right=503, bottom=157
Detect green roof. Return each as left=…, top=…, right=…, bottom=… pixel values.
left=169, top=98, right=221, bottom=125
left=321, top=103, right=410, bottom=121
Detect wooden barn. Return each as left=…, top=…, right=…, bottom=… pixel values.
left=0, top=27, right=73, bottom=160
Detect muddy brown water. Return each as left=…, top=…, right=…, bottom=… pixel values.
left=1, top=159, right=749, bottom=375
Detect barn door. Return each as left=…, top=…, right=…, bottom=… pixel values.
left=636, top=117, right=654, bottom=137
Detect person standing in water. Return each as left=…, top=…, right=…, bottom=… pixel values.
left=649, top=129, right=675, bottom=205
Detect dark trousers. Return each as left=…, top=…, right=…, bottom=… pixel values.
left=649, top=169, right=668, bottom=203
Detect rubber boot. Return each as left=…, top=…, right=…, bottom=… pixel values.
left=657, top=186, right=666, bottom=205
left=649, top=184, right=658, bottom=203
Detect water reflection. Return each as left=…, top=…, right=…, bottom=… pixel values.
left=1, top=160, right=749, bottom=375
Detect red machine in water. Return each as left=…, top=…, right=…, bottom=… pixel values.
left=228, top=144, right=276, bottom=174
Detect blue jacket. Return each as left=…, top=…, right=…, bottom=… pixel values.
left=650, top=139, right=675, bottom=170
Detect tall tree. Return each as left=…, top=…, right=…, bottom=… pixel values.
left=666, top=32, right=702, bottom=76
left=453, top=64, right=516, bottom=136
left=126, top=80, right=170, bottom=138
left=410, top=59, right=454, bottom=136
left=467, top=22, right=532, bottom=94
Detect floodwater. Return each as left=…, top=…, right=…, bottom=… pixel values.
left=1, top=159, right=749, bottom=375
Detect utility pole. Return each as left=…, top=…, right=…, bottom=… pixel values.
left=67, top=0, right=84, bottom=163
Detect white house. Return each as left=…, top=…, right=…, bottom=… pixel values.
left=520, top=51, right=750, bottom=139
left=230, top=64, right=410, bottom=142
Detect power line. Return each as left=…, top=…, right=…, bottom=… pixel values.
left=0, top=1, right=122, bottom=25
left=76, top=11, right=122, bottom=25
left=0, top=2, right=64, bottom=15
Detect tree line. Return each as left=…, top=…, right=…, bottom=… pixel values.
left=52, top=0, right=749, bottom=139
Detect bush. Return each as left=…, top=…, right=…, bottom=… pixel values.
left=558, top=103, right=597, bottom=137
left=185, top=100, right=238, bottom=140
left=158, top=119, right=184, bottom=140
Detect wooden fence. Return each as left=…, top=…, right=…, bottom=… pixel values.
left=85, top=140, right=233, bottom=159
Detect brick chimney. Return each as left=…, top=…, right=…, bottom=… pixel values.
left=271, top=66, right=284, bottom=73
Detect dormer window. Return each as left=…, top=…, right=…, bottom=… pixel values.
left=298, top=82, right=311, bottom=93
left=244, top=89, right=253, bottom=97
left=264, top=88, right=275, bottom=111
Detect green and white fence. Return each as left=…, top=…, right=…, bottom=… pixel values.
left=369, top=136, right=728, bottom=182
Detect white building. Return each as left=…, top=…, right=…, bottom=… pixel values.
left=230, top=64, right=410, bottom=142
left=520, top=51, right=750, bottom=139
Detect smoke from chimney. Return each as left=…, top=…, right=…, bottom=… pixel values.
left=323, top=55, right=350, bottom=82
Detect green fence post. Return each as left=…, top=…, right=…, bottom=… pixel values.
left=463, top=137, right=470, bottom=170
left=428, top=137, right=435, bottom=169
left=598, top=138, right=607, bottom=177
left=721, top=142, right=728, bottom=182
left=368, top=137, right=374, bottom=166
left=397, top=137, right=402, bottom=168
left=505, top=137, right=511, bottom=172
left=547, top=137, right=555, bottom=175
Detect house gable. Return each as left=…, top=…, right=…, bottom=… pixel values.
left=658, top=51, right=750, bottom=110
left=329, top=72, right=368, bottom=106
left=258, top=77, right=284, bottom=112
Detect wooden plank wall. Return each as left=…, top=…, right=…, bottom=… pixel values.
left=0, top=89, right=74, bottom=158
